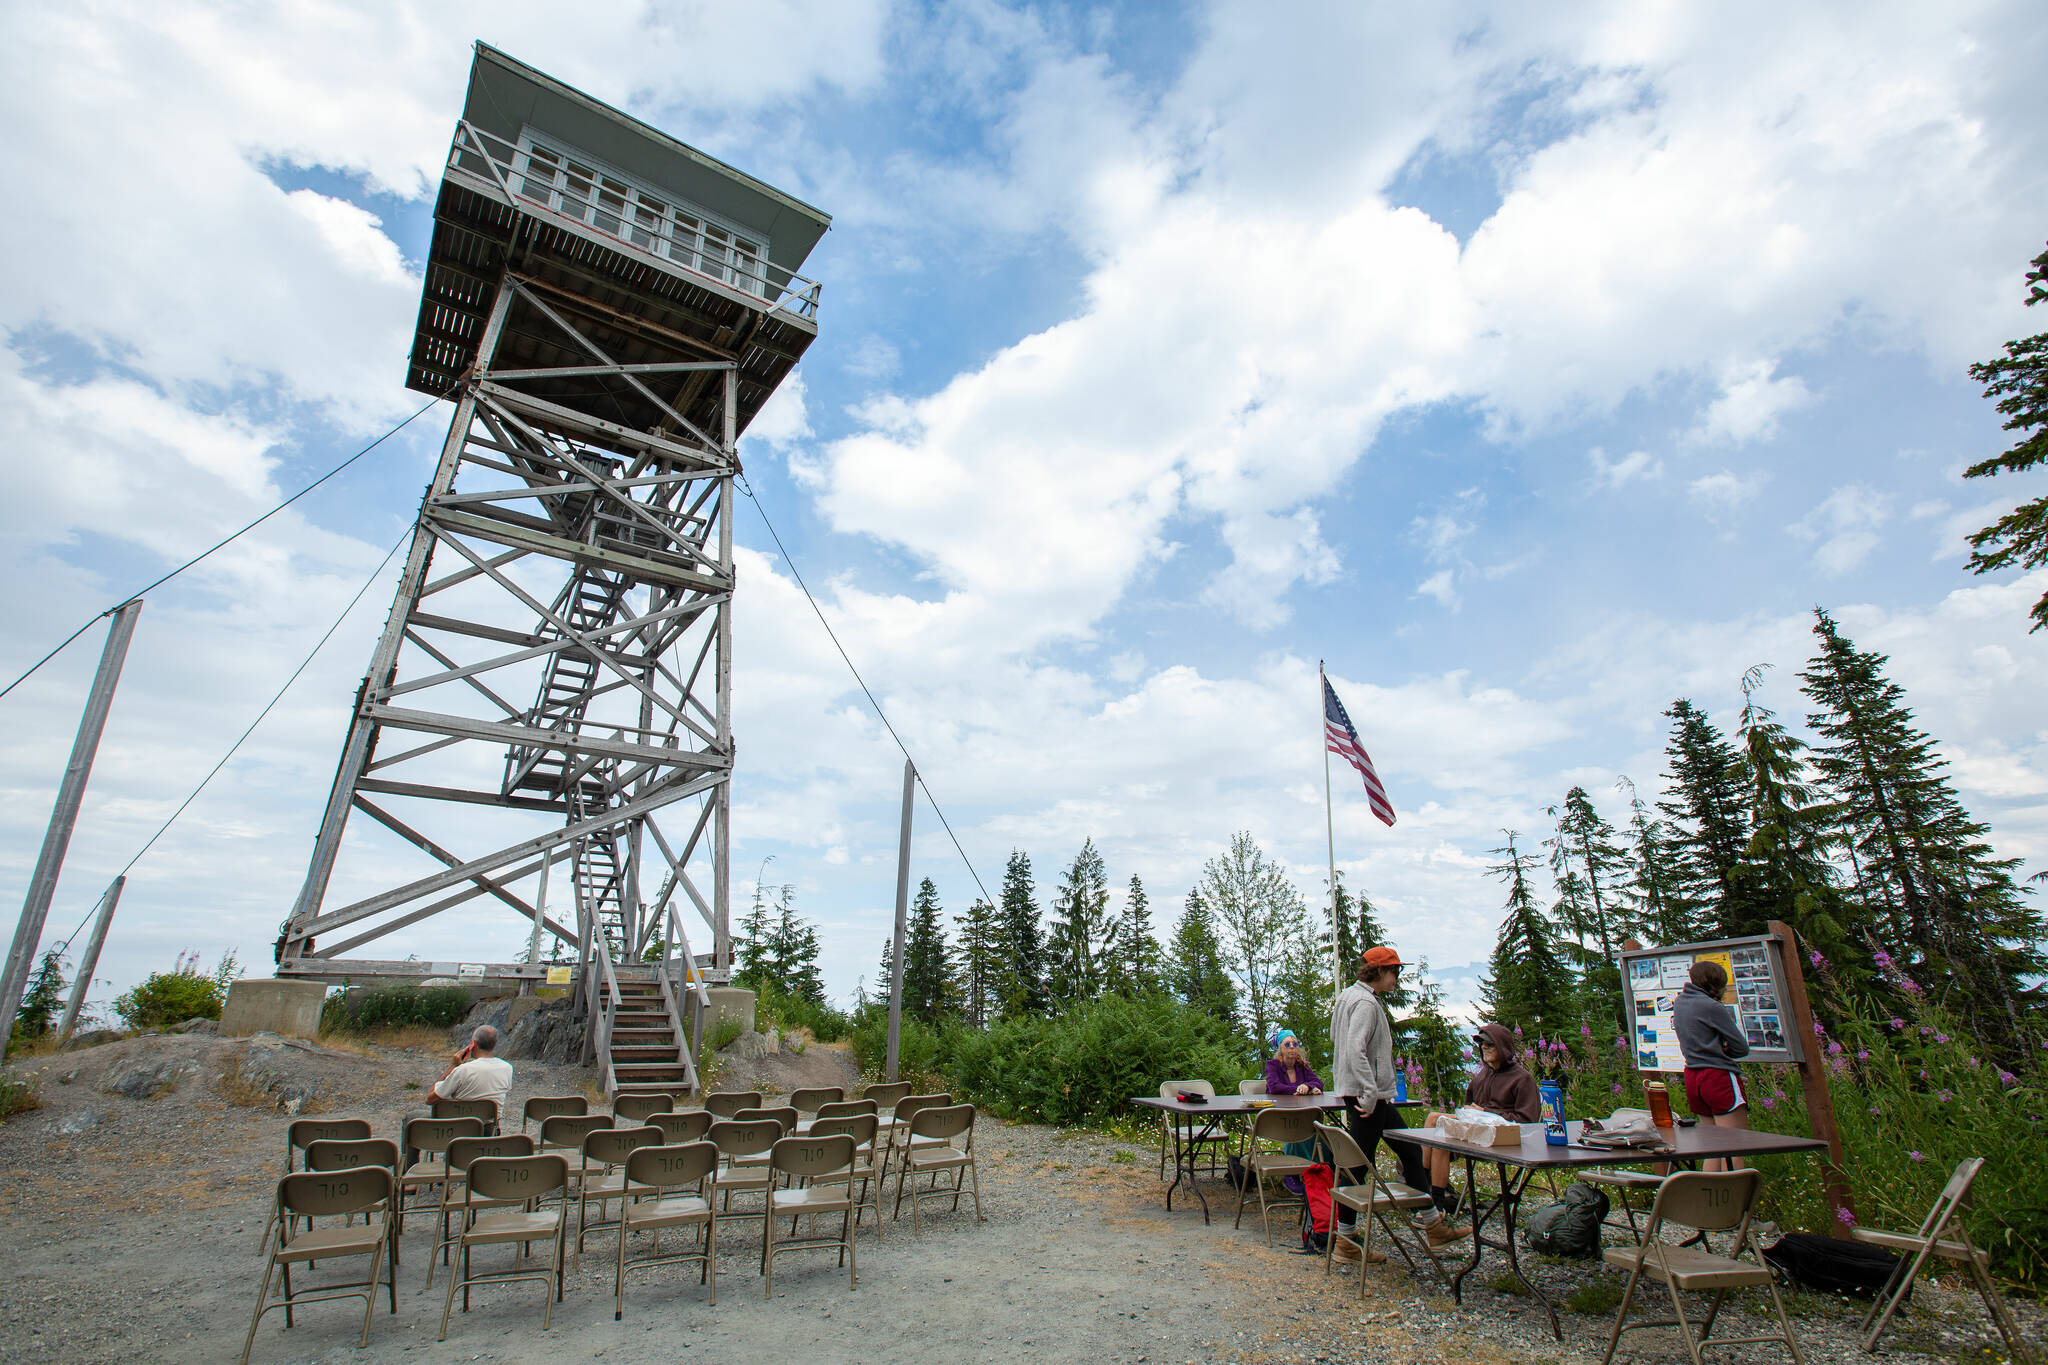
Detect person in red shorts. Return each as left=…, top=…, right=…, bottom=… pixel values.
left=1671, top=959, right=1750, bottom=1170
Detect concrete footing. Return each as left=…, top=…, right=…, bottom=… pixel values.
left=705, top=986, right=756, bottom=1036
left=220, top=978, right=327, bottom=1038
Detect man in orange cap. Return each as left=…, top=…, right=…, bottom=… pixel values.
left=1330, top=945, right=1468, bottom=1253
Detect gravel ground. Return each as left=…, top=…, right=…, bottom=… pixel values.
left=1, top=1035, right=2039, bottom=1364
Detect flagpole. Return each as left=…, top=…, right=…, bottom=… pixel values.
left=1322, top=661, right=1342, bottom=999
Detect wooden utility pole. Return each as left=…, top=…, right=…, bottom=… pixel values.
left=1770, top=919, right=1855, bottom=1233
left=884, top=759, right=914, bottom=1082
left=0, top=600, right=142, bottom=1058
left=56, top=876, right=125, bottom=1041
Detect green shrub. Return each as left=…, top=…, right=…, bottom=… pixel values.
left=750, top=978, right=852, bottom=1043
left=0, top=1071, right=41, bottom=1120
left=114, top=952, right=240, bottom=1028
left=319, top=984, right=472, bottom=1034
left=705, top=1016, right=745, bottom=1053
left=947, top=995, right=1248, bottom=1127
left=849, top=1007, right=957, bottom=1083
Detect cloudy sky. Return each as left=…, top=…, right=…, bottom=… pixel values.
left=4, top=1, right=2045, bottom=1019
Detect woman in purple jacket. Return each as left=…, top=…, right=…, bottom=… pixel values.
left=1265, top=1030, right=1324, bottom=1095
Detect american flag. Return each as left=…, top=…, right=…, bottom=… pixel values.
left=1324, top=675, right=1395, bottom=826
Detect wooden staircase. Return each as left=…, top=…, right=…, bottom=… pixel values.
left=600, top=963, right=700, bottom=1104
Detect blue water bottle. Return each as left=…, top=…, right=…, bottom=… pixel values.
left=1540, top=1081, right=1567, bottom=1146
left=1395, top=1068, right=1408, bottom=1103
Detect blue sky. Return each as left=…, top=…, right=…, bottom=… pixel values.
left=3, top=2, right=2045, bottom=1019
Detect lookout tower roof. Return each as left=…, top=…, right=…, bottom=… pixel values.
left=406, top=42, right=830, bottom=437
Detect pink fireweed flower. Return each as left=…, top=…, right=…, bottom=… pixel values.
left=1758, top=1093, right=1777, bottom=1110
left=1836, top=1207, right=1857, bottom=1227
left=1826, top=1041, right=1843, bottom=1056
left=1856, top=1051, right=1869, bottom=1061
left=1968, top=1056, right=1979, bottom=1067
left=1999, top=1071, right=2017, bottom=1086
left=1581, top=1023, right=1592, bottom=1038
left=1935, top=1034, right=1950, bottom=1044
left=1909, top=1151, right=1925, bottom=1162
left=1937, top=1089, right=1954, bottom=1102
left=1889, top=1018, right=1904, bottom=1030
left=1809, top=949, right=1827, bottom=969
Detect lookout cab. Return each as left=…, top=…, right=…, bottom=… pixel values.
left=279, top=44, right=828, bottom=1103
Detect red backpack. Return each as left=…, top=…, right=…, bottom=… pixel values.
left=1301, top=1163, right=1335, bottom=1244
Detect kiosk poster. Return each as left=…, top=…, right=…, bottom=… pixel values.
left=1620, top=934, right=1801, bottom=1070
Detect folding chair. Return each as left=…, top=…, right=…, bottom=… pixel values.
left=239, top=1167, right=395, bottom=1365
left=884, top=1092, right=954, bottom=1176
left=538, top=1114, right=612, bottom=1200
left=615, top=1140, right=719, bottom=1319
left=431, top=1096, right=500, bottom=1133
left=763, top=1133, right=858, bottom=1295
left=703, top=1090, right=764, bottom=1119
left=860, top=1080, right=912, bottom=1127
left=398, top=1117, right=484, bottom=1235
left=1156, top=1081, right=1228, bottom=1179
left=1313, top=1122, right=1450, bottom=1289
left=808, top=1098, right=878, bottom=1136
left=707, top=1118, right=784, bottom=1242
left=436, top=1154, right=570, bottom=1341
left=428, top=1134, right=535, bottom=1285
left=304, top=1139, right=403, bottom=1254
left=650, top=1109, right=713, bottom=1145
left=1238, top=1079, right=1267, bottom=1097
left=521, top=1095, right=587, bottom=1135
left=809, top=1112, right=884, bottom=1238
left=1601, top=1169, right=1802, bottom=1365
left=259, top=1118, right=374, bottom=1250
left=1852, top=1157, right=2036, bottom=1365
left=731, top=1106, right=799, bottom=1181
left=1582, top=1167, right=1668, bottom=1237
left=789, top=1086, right=845, bottom=1115
left=576, top=1125, right=661, bottom=1258
left=612, top=1093, right=673, bottom=1125
left=894, top=1103, right=982, bottom=1233
left=1235, top=1107, right=1317, bottom=1246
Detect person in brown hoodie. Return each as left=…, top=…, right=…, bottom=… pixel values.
left=1416, top=1023, right=1541, bottom=1235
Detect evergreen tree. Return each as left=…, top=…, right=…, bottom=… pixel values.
left=1199, top=831, right=1311, bottom=1052
left=1732, top=666, right=1855, bottom=973
left=994, top=849, right=1046, bottom=1018
left=1393, top=963, right=1469, bottom=1108
left=771, top=893, right=825, bottom=1004
left=875, top=934, right=894, bottom=1000
left=1479, top=831, right=1572, bottom=1039
left=1105, top=874, right=1166, bottom=996
left=1801, top=610, right=2046, bottom=1031
left=1547, top=786, right=1629, bottom=1023
left=734, top=867, right=786, bottom=987
left=1329, top=871, right=1405, bottom=1006
left=1168, top=889, right=1238, bottom=1028
left=1272, top=912, right=1336, bottom=1069
left=954, top=896, right=1002, bottom=1028
left=902, top=877, right=961, bottom=1023
left=1045, top=838, right=1111, bottom=1006
left=1963, top=242, right=2048, bottom=633
left=13, top=948, right=67, bottom=1042
left=1616, top=775, right=1695, bottom=945
left=1658, top=699, right=1763, bottom=936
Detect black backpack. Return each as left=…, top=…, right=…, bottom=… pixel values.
left=1523, top=1183, right=1610, bottom=1259
left=1763, top=1233, right=1904, bottom=1299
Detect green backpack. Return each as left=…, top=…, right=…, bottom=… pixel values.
left=1522, top=1183, right=1611, bottom=1259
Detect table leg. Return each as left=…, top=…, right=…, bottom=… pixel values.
left=1489, top=1166, right=1563, bottom=1341
left=1161, top=1118, right=1211, bottom=1223
left=1448, top=1155, right=1485, bottom=1303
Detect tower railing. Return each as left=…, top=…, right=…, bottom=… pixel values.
left=447, top=122, right=823, bottom=322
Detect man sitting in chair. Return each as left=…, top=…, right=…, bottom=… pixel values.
left=430, top=1025, right=514, bottom=1131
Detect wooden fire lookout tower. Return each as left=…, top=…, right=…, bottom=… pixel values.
left=278, top=44, right=828, bottom=1100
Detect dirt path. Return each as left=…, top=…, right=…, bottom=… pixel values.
left=1, top=1036, right=2035, bottom=1364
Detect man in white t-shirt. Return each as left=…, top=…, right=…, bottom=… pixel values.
left=430, top=1025, right=514, bottom=1130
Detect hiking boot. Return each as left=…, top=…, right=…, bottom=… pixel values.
left=1425, top=1218, right=1473, bottom=1247
left=1332, top=1237, right=1361, bottom=1262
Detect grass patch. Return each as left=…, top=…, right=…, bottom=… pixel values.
left=0, top=1071, right=42, bottom=1120
left=706, top=1017, right=745, bottom=1053
left=1490, top=1272, right=1531, bottom=1296
left=1564, top=1279, right=1626, bottom=1315
left=1110, top=1149, right=1137, bottom=1164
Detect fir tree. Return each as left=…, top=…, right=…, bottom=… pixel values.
left=994, top=849, right=1046, bottom=1019
left=1658, top=699, right=1763, bottom=936
left=1963, top=242, right=2048, bottom=633
left=1046, top=838, right=1110, bottom=1006
left=1547, top=786, right=1629, bottom=1023
left=1106, top=874, right=1165, bottom=996
left=13, top=948, right=67, bottom=1042
left=1272, top=914, right=1336, bottom=1068
left=954, top=896, right=1002, bottom=1027
left=1801, top=610, right=2046, bottom=1031
left=1199, top=831, right=1311, bottom=1051
left=902, top=877, right=961, bottom=1023
left=1393, top=963, right=1468, bottom=1107
left=875, top=935, right=895, bottom=1001
left=1168, top=890, right=1238, bottom=1029
left=734, top=866, right=786, bottom=987
left=771, top=893, right=825, bottom=1004
left=1329, top=871, right=1404, bottom=1006
left=1479, top=831, right=1572, bottom=1039
left=1732, top=666, right=1855, bottom=971
left=1616, top=775, right=1695, bottom=945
